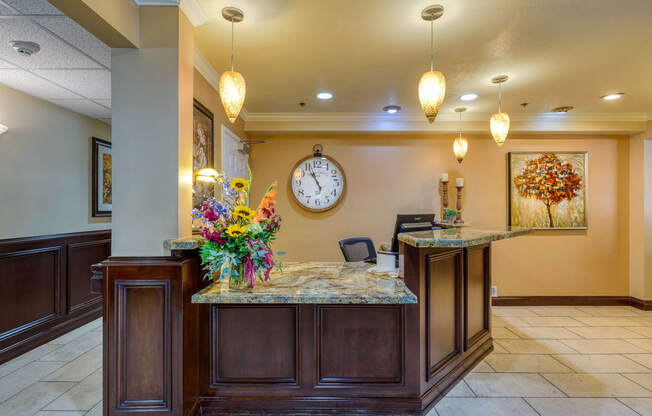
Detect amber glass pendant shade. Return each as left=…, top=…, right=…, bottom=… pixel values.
left=490, top=112, right=510, bottom=146
left=419, top=70, right=446, bottom=123
left=219, top=70, right=246, bottom=123
left=453, top=136, right=468, bottom=163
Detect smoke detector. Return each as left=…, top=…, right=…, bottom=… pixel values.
left=10, top=41, right=41, bottom=57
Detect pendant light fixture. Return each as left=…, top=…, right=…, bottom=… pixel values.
left=219, top=7, right=246, bottom=123
left=490, top=75, right=510, bottom=145
left=418, top=5, right=446, bottom=123
left=453, top=107, right=468, bottom=163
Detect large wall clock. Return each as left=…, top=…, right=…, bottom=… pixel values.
left=290, top=144, right=345, bottom=212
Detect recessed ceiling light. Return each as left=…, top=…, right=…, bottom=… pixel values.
left=459, top=93, right=478, bottom=101
left=316, top=91, right=333, bottom=100
left=382, top=105, right=401, bottom=114
left=552, top=106, right=574, bottom=113
left=601, top=93, right=625, bottom=101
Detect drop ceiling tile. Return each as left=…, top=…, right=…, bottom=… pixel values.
left=2, top=0, right=63, bottom=15
left=33, top=69, right=110, bottom=99
left=0, top=19, right=102, bottom=69
left=33, top=16, right=110, bottom=68
left=0, top=58, right=15, bottom=68
left=0, top=3, right=19, bottom=15
left=94, top=99, right=111, bottom=108
left=0, top=68, right=81, bottom=99
left=50, top=99, right=111, bottom=119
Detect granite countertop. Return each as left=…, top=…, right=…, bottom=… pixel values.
left=164, top=236, right=206, bottom=250
left=191, top=261, right=417, bottom=305
left=398, top=225, right=531, bottom=248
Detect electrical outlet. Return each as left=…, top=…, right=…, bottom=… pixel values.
left=491, top=285, right=498, bottom=297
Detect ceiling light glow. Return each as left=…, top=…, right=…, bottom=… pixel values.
left=316, top=92, right=333, bottom=100
left=601, top=93, right=624, bottom=101
left=459, top=93, right=478, bottom=101
left=382, top=105, right=401, bottom=114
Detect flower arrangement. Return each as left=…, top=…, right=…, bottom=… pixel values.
left=192, top=169, right=282, bottom=289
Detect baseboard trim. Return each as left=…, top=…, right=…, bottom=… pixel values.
left=492, top=296, right=652, bottom=311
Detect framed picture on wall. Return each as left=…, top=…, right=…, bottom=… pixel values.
left=193, top=99, right=214, bottom=210
left=92, top=137, right=112, bottom=217
left=508, top=151, right=588, bottom=229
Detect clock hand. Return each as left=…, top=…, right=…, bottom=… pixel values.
left=310, top=171, right=322, bottom=193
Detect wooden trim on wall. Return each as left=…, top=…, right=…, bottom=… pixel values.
left=0, top=230, right=110, bottom=364
left=492, top=296, right=652, bottom=310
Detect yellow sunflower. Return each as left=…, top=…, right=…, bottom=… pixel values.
left=225, top=224, right=247, bottom=237
left=233, top=205, right=256, bottom=220
left=230, top=177, right=250, bottom=191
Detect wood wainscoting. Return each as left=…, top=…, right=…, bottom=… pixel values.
left=0, top=230, right=110, bottom=364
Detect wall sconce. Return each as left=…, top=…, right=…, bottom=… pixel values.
left=0, top=124, right=7, bottom=135
left=193, top=168, right=220, bottom=184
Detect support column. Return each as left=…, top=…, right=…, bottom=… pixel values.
left=111, top=6, right=194, bottom=256
left=629, top=121, right=652, bottom=300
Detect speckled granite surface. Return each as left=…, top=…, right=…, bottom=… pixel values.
left=191, top=262, right=417, bottom=305
left=163, top=236, right=206, bottom=250
left=398, top=225, right=531, bottom=248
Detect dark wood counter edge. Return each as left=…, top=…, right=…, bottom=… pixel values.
left=493, top=296, right=652, bottom=311
left=0, top=230, right=109, bottom=364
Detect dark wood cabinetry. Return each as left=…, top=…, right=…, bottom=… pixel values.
left=100, top=242, right=492, bottom=415
left=0, top=230, right=110, bottom=364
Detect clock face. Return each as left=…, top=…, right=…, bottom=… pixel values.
left=291, top=155, right=345, bottom=212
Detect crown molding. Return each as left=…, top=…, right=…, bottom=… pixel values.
left=244, top=112, right=648, bottom=135
left=179, top=0, right=209, bottom=26
left=194, top=47, right=220, bottom=91
left=132, top=0, right=179, bottom=5
left=245, top=112, right=649, bottom=123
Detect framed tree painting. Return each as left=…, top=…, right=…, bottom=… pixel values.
left=508, top=152, right=588, bottom=229
left=193, top=99, right=214, bottom=210
left=92, top=137, right=112, bottom=217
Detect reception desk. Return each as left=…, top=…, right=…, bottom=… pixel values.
left=98, top=226, right=527, bottom=415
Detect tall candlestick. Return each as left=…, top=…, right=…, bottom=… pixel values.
left=455, top=182, right=464, bottom=224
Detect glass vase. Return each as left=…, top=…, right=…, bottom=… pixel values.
left=229, top=262, right=246, bottom=290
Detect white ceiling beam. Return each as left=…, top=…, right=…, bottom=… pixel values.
left=132, top=0, right=209, bottom=27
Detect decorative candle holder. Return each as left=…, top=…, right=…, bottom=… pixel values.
left=455, top=183, right=464, bottom=224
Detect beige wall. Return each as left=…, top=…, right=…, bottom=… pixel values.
left=193, top=70, right=248, bottom=169
left=0, top=83, right=111, bottom=239
left=250, top=134, right=630, bottom=297
left=646, top=138, right=652, bottom=297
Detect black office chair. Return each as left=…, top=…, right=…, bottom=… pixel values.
left=339, top=237, right=376, bottom=263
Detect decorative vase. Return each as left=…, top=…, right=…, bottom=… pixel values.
left=228, top=262, right=247, bottom=290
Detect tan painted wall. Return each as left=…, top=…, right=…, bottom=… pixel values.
left=250, top=134, right=630, bottom=297
left=0, top=83, right=111, bottom=239
left=193, top=70, right=248, bottom=169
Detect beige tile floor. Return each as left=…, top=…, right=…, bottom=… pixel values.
left=0, top=319, right=102, bottom=416
left=5, top=307, right=652, bottom=415
left=433, top=306, right=652, bottom=416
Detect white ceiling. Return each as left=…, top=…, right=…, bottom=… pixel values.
left=194, top=0, right=652, bottom=120
left=0, top=0, right=111, bottom=123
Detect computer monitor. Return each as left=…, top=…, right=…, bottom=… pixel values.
left=390, top=213, right=436, bottom=253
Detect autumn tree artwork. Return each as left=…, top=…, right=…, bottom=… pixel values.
left=509, top=152, right=587, bottom=229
